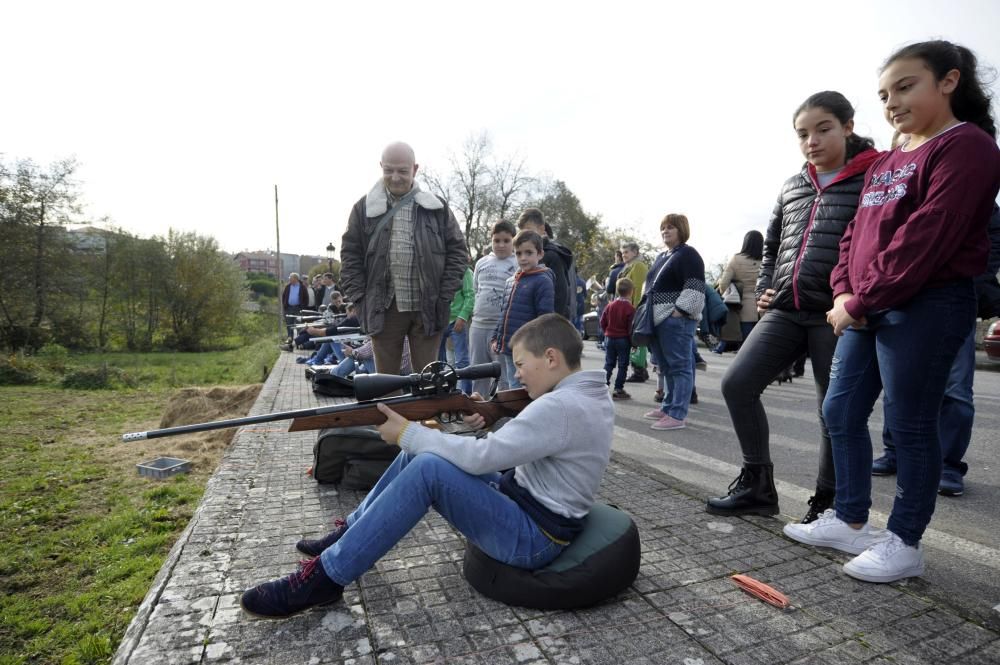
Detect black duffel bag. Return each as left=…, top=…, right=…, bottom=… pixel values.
left=312, top=426, right=399, bottom=490
left=311, top=371, right=356, bottom=398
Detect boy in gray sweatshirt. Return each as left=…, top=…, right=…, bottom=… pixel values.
left=241, top=313, right=615, bottom=618
left=469, top=220, right=518, bottom=395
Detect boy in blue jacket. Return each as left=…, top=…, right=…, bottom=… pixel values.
left=490, top=230, right=555, bottom=388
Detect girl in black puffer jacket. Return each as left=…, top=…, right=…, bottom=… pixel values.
left=706, top=91, right=880, bottom=523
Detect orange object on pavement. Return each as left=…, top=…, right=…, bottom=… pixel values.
left=730, top=574, right=790, bottom=609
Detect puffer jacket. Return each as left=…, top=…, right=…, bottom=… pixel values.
left=492, top=267, right=555, bottom=354
left=340, top=182, right=469, bottom=337
left=757, top=148, right=881, bottom=312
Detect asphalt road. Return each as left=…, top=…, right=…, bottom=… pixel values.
left=581, top=340, right=1000, bottom=627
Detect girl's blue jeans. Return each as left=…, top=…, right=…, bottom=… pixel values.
left=823, top=281, right=975, bottom=546
left=649, top=315, right=698, bottom=420
left=320, top=452, right=564, bottom=585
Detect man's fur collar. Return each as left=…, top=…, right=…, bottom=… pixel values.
left=365, top=180, right=443, bottom=217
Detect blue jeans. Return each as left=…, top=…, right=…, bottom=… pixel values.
left=332, top=356, right=375, bottom=378
left=320, top=452, right=565, bottom=585
left=439, top=320, right=472, bottom=393
left=823, top=282, right=975, bottom=545
left=880, top=327, right=975, bottom=477
left=501, top=353, right=521, bottom=388
left=309, top=341, right=346, bottom=365
left=604, top=336, right=630, bottom=390
left=649, top=315, right=698, bottom=420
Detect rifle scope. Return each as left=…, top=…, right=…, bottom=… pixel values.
left=353, top=361, right=500, bottom=402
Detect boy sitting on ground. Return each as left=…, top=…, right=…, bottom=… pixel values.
left=240, top=313, right=614, bottom=618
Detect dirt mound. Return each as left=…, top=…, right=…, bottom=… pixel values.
left=159, top=385, right=261, bottom=429
left=118, top=384, right=262, bottom=478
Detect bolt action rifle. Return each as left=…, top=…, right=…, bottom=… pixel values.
left=121, top=362, right=530, bottom=442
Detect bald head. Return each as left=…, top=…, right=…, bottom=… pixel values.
left=380, top=141, right=419, bottom=197
left=381, top=142, right=415, bottom=164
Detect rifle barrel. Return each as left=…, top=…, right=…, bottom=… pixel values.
left=310, top=333, right=366, bottom=344
left=122, top=390, right=474, bottom=442
left=122, top=401, right=355, bottom=442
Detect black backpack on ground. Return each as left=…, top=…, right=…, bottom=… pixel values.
left=312, top=426, right=400, bottom=490
left=311, top=371, right=356, bottom=398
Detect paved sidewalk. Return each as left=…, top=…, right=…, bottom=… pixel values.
left=113, top=352, right=1000, bottom=664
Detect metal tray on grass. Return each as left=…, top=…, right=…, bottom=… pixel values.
left=137, top=456, right=192, bottom=479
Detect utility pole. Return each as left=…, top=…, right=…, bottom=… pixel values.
left=275, top=185, right=284, bottom=338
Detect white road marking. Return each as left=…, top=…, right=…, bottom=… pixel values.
left=613, top=427, right=1000, bottom=570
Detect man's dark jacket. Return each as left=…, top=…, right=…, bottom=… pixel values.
left=541, top=238, right=575, bottom=320
left=340, top=183, right=468, bottom=337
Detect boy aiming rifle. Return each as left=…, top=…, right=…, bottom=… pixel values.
left=240, top=313, right=615, bottom=618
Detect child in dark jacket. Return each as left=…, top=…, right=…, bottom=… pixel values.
left=599, top=278, right=635, bottom=399
left=492, top=230, right=555, bottom=388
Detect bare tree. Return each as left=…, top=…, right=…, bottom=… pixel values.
left=450, top=132, right=492, bottom=256
left=421, top=132, right=538, bottom=261
left=490, top=153, right=534, bottom=227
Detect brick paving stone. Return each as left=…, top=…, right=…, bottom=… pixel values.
left=113, top=352, right=1000, bottom=665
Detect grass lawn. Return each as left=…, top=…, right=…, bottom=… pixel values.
left=0, top=339, right=278, bottom=665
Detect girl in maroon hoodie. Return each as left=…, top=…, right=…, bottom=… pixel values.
left=784, top=41, right=1000, bottom=584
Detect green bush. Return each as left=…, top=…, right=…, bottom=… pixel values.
left=37, top=343, right=70, bottom=372
left=0, top=355, right=42, bottom=385
left=247, top=278, right=278, bottom=298
left=61, top=365, right=137, bottom=390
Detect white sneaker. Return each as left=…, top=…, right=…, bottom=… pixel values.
left=782, top=509, right=883, bottom=555
left=844, top=531, right=924, bottom=583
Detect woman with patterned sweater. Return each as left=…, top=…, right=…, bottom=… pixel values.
left=641, top=214, right=705, bottom=431
left=706, top=91, right=880, bottom=523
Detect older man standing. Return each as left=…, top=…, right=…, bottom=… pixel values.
left=340, top=142, right=468, bottom=375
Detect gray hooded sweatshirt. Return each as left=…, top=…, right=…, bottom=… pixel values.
left=399, top=369, right=614, bottom=520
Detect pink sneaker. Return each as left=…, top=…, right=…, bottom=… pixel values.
left=643, top=409, right=664, bottom=420
left=651, top=415, right=686, bottom=430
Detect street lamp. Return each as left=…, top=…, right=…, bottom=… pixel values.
left=326, top=242, right=335, bottom=272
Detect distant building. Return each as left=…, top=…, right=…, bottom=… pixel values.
left=234, top=250, right=333, bottom=279
left=234, top=251, right=279, bottom=276
left=300, top=255, right=327, bottom=274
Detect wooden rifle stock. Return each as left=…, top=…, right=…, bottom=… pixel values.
left=122, top=388, right=531, bottom=442
left=288, top=389, right=530, bottom=431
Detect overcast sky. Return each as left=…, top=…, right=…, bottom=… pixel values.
left=3, top=0, right=999, bottom=272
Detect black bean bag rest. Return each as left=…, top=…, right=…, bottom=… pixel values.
left=462, top=502, right=641, bottom=610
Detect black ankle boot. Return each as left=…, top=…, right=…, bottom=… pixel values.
left=800, top=488, right=835, bottom=524
left=705, top=464, right=779, bottom=516
left=296, top=518, right=348, bottom=557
